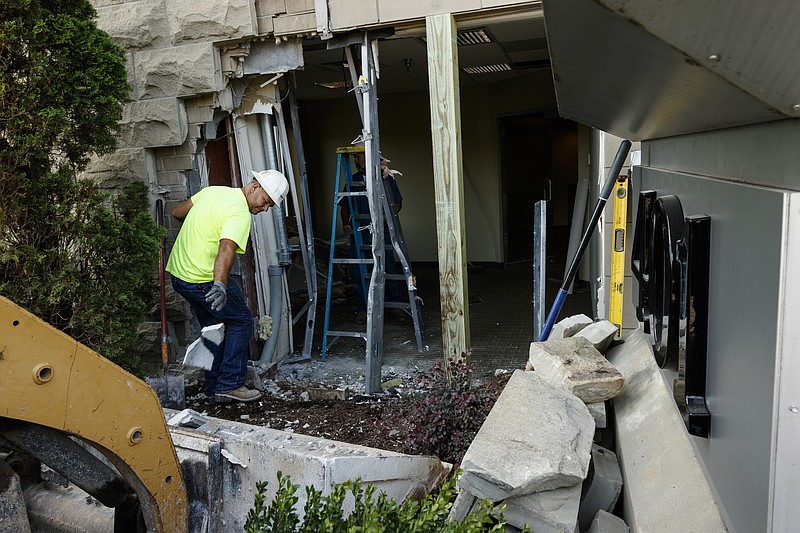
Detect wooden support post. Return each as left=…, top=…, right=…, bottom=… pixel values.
left=426, top=14, right=470, bottom=361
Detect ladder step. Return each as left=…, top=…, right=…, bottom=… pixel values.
left=384, top=301, right=411, bottom=309
left=332, top=258, right=374, bottom=265
left=337, top=191, right=368, bottom=198
left=326, top=330, right=367, bottom=339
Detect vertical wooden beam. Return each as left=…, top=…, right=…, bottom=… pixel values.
left=426, top=14, right=470, bottom=361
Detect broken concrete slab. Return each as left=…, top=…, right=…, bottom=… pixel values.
left=168, top=412, right=448, bottom=530
left=587, top=510, right=630, bottom=533
left=500, top=482, right=581, bottom=533
left=577, top=445, right=623, bottom=531
left=528, top=337, right=624, bottom=403
left=460, top=370, right=594, bottom=501
left=587, top=401, right=607, bottom=429
left=574, top=320, right=619, bottom=354
left=549, top=314, right=593, bottom=340
left=606, top=330, right=727, bottom=532
left=448, top=489, right=479, bottom=523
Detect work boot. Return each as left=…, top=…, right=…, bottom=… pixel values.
left=214, top=386, right=262, bottom=404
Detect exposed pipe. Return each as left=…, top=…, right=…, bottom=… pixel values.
left=259, top=265, right=284, bottom=363
left=260, top=113, right=292, bottom=267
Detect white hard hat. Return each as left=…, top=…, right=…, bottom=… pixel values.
left=251, top=169, right=289, bottom=205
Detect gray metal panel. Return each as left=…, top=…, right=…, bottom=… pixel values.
left=642, top=119, right=800, bottom=192
left=635, top=167, right=786, bottom=533
left=771, top=194, right=800, bottom=532
left=598, top=0, right=800, bottom=117
left=543, top=0, right=790, bottom=141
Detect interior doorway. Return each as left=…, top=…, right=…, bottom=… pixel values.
left=499, top=114, right=579, bottom=274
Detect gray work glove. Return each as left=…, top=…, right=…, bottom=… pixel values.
left=205, top=281, right=227, bottom=311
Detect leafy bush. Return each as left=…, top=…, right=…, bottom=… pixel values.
left=392, top=357, right=506, bottom=464
left=245, top=470, right=529, bottom=533
left=0, top=1, right=157, bottom=375
left=0, top=179, right=162, bottom=375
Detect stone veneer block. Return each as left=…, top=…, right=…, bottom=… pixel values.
left=79, top=148, right=156, bottom=190
left=574, top=320, right=619, bottom=354
left=167, top=0, right=256, bottom=44
left=134, top=43, right=221, bottom=99
left=550, top=313, right=593, bottom=340
left=95, top=0, right=170, bottom=50
left=460, top=370, right=594, bottom=501
left=500, top=482, right=582, bottom=533
left=118, top=98, right=188, bottom=148
left=528, top=337, right=624, bottom=403
left=329, top=0, right=379, bottom=29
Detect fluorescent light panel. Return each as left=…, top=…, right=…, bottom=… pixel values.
left=462, top=63, right=512, bottom=75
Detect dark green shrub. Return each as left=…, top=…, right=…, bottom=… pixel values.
left=394, top=357, right=505, bottom=464
left=245, top=470, right=529, bottom=533
left=0, top=1, right=158, bottom=375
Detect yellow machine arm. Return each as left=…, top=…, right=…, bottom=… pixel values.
left=0, top=295, right=188, bottom=532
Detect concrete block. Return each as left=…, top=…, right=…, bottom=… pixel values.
left=95, top=0, right=170, bottom=50
left=550, top=314, right=593, bottom=340
left=134, top=43, right=221, bottom=99
left=574, top=320, right=619, bottom=354
left=168, top=414, right=447, bottom=530
left=587, top=401, right=607, bottom=429
left=272, top=12, right=317, bottom=34
left=0, top=461, right=31, bottom=533
left=606, top=330, right=727, bottom=532
left=577, top=445, right=623, bottom=531
left=258, top=0, right=286, bottom=16
left=167, top=0, right=256, bottom=43
left=170, top=428, right=225, bottom=532
left=587, top=510, right=630, bottom=533
left=460, top=370, right=594, bottom=500
left=500, top=482, right=581, bottom=533
left=118, top=97, right=188, bottom=148
left=528, top=337, right=624, bottom=403
left=286, top=0, right=314, bottom=14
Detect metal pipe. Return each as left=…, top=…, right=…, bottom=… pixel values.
left=259, top=265, right=284, bottom=363
left=260, top=114, right=292, bottom=266
left=533, top=200, right=547, bottom=341
left=538, top=139, right=632, bottom=341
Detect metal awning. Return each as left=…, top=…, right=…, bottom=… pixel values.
left=543, top=0, right=800, bottom=140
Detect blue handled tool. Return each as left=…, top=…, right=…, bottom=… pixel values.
left=537, top=140, right=632, bottom=341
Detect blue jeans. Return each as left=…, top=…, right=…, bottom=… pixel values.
left=171, top=276, right=253, bottom=394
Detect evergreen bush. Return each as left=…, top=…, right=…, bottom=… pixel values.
left=0, top=0, right=158, bottom=375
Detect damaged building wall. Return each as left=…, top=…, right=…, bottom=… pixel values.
left=86, top=0, right=310, bottom=362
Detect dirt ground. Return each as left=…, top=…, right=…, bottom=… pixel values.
left=186, top=381, right=408, bottom=453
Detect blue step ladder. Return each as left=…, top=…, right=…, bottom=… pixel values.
left=322, top=146, right=425, bottom=360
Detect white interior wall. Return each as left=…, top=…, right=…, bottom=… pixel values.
left=303, top=70, right=557, bottom=263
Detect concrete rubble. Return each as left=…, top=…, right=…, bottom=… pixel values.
left=587, top=510, right=630, bottom=533
left=451, top=315, right=634, bottom=533
left=577, top=445, right=623, bottom=531
left=460, top=370, right=595, bottom=500
left=0, top=460, right=31, bottom=533
left=549, top=313, right=594, bottom=340
left=573, top=320, right=619, bottom=354
left=527, top=337, right=625, bottom=403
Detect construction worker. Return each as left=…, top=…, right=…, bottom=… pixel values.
left=341, top=152, right=406, bottom=324
left=167, top=170, right=289, bottom=403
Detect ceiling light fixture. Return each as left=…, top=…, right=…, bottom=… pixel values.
left=462, top=63, right=512, bottom=75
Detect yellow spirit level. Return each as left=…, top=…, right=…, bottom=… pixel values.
left=609, top=175, right=628, bottom=332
